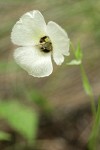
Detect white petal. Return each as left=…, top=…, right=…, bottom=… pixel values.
left=11, top=10, right=46, bottom=46
left=53, top=54, right=64, bottom=65
left=14, top=46, right=53, bottom=77
left=47, top=21, right=70, bottom=65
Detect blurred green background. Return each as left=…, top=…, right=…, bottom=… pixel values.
left=0, top=0, right=100, bottom=150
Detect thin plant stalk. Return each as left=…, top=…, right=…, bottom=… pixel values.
left=70, top=43, right=96, bottom=117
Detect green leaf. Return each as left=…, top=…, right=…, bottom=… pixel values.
left=0, top=101, right=38, bottom=142
left=75, top=44, right=83, bottom=60
left=67, top=59, right=81, bottom=65
left=27, top=90, right=53, bottom=114
left=80, top=65, right=92, bottom=96
left=0, top=131, right=11, bottom=141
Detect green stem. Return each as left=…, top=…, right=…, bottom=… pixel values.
left=80, top=64, right=96, bottom=117
left=70, top=43, right=96, bottom=117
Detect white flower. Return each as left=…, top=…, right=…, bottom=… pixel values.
left=11, top=10, right=70, bottom=77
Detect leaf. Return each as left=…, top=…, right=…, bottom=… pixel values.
left=67, top=43, right=82, bottom=66
left=0, top=131, right=11, bottom=141
left=67, top=59, right=81, bottom=65
left=0, top=101, right=38, bottom=142
left=75, top=44, right=83, bottom=61
left=80, top=65, right=92, bottom=96
left=27, top=90, right=53, bottom=114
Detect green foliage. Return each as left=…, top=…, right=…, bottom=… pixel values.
left=67, top=43, right=82, bottom=65
left=68, top=43, right=98, bottom=149
left=0, top=131, right=11, bottom=141
left=67, top=59, right=81, bottom=65
left=74, top=44, right=83, bottom=61
left=27, top=90, right=53, bottom=115
left=88, top=98, right=100, bottom=150
left=80, top=64, right=96, bottom=117
left=80, top=65, right=92, bottom=96
left=0, top=101, right=38, bottom=142
left=68, top=43, right=96, bottom=116
left=68, top=43, right=92, bottom=96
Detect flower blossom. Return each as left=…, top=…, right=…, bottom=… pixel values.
left=11, top=10, right=70, bottom=77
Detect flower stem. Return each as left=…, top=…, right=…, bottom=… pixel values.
left=70, top=43, right=96, bottom=117
left=80, top=64, right=96, bottom=117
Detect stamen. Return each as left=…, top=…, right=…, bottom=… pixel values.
left=39, top=36, right=52, bottom=53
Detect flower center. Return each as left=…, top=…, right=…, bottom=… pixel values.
left=39, top=36, right=52, bottom=53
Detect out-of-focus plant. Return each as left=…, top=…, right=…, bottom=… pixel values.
left=0, top=101, right=38, bottom=144
left=26, top=89, right=53, bottom=115
left=0, top=131, right=11, bottom=141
